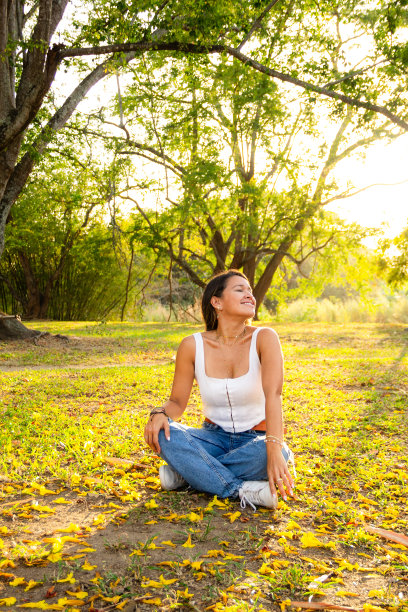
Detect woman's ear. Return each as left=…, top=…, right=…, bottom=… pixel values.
left=210, top=297, right=221, bottom=311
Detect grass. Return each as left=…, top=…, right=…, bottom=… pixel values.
left=0, top=322, right=407, bottom=611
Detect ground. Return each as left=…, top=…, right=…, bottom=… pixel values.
left=0, top=321, right=407, bottom=612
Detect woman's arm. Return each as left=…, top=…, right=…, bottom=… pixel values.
left=258, top=328, right=295, bottom=501
left=144, top=335, right=195, bottom=453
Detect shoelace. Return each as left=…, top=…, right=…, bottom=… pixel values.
left=239, top=494, right=257, bottom=511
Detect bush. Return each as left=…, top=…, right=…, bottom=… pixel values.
left=276, top=294, right=408, bottom=324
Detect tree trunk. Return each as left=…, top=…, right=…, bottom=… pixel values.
left=0, top=313, right=41, bottom=340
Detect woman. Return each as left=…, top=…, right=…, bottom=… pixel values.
left=144, top=270, right=295, bottom=509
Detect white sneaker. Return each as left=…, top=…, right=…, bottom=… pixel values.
left=239, top=481, right=278, bottom=510
left=159, top=464, right=187, bottom=491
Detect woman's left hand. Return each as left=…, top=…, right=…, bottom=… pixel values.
left=267, top=445, right=295, bottom=501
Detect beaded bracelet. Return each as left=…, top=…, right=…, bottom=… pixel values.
left=149, top=407, right=167, bottom=420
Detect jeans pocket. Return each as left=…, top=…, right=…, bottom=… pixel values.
left=202, top=421, right=219, bottom=432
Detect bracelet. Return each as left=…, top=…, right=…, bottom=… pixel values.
left=264, top=435, right=283, bottom=447
left=149, top=407, right=167, bottom=420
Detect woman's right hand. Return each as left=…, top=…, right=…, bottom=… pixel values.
left=144, top=413, right=170, bottom=454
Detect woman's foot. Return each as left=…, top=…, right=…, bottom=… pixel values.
left=239, top=481, right=278, bottom=510
left=159, top=464, right=187, bottom=490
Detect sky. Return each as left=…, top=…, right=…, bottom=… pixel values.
left=327, top=133, right=408, bottom=244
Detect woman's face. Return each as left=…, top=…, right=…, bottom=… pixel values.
left=212, top=275, right=256, bottom=319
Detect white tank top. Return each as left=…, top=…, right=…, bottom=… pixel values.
left=193, top=328, right=265, bottom=433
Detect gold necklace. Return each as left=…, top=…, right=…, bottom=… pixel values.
left=215, top=326, right=246, bottom=346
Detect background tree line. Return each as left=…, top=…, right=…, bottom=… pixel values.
left=1, top=0, right=408, bottom=325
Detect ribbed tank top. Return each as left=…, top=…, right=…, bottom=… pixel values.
left=193, top=328, right=265, bottom=433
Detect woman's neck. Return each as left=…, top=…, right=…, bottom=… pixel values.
left=215, top=319, right=247, bottom=339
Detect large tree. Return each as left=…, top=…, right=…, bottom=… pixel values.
left=88, top=36, right=401, bottom=316
left=1, top=0, right=408, bottom=269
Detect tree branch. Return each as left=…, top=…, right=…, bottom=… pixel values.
left=321, top=178, right=408, bottom=206
left=236, top=0, right=282, bottom=51
left=56, top=41, right=408, bottom=131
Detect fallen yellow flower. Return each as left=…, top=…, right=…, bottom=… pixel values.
left=56, top=523, right=81, bottom=533
left=227, top=511, right=241, bottom=523
left=191, top=560, right=203, bottom=570
left=142, top=575, right=178, bottom=588
left=9, top=577, right=26, bottom=586
left=0, top=598, right=17, bottom=607
left=300, top=532, right=323, bottom=548
left=182, top=535, right=195, bottom=548
left=81, top=560, right=97, bottom=571
left=177, top=588, right=193, bottom=599
left=25, top=580, right=41, bottom=591
left=56, top=572, right=76, bottom=584
left=57, top=598, right=85, bottom=607
left=16, top=602, right=63, bottom=610
left=65, top=591, right=88, bottom=599
left=144, top=499, right=159, bottom=509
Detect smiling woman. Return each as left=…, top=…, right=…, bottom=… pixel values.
left=143, top=269, right=296, bottom=510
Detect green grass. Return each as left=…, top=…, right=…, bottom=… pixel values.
left=0, top=322, right=407, bottom=611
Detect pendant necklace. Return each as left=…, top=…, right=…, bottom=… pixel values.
left=215, top=326, right=246, bottom=346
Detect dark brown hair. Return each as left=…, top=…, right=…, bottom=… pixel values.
left=201, top=269, right=249, bottom=331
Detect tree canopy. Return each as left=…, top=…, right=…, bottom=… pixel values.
left=1, top=0, right=408, bottom=324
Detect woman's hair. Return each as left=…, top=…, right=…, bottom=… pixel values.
left=201, top=269, right=249, bottom=331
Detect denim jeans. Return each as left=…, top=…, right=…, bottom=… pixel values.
left=158, top=420, right=292, bottom=499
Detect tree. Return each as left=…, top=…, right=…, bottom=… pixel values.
left=378, top=226, right=408, bottom=287
left=90, top=36, right=401, bottom=316
left=0, top=145, right=128, bottom=318
left=2, top=0, right=408, bottom=269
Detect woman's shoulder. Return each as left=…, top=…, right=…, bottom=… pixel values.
left=250, top=325, right=279, bottom=336
left=175, top=334, right=197, bottom=365
left=252, top=326, right=281, bottom=346
left=179, top=333, right=198, bottom=348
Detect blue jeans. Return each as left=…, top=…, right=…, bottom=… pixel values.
left=159, top=420, right=292, bottom=499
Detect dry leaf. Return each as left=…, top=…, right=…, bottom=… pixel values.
left=364, top=525, right=408, bottom=548
left=289, top=601, right=359, bottom=611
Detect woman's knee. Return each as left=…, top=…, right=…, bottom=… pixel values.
left=158, top=421, right=187, bottom=453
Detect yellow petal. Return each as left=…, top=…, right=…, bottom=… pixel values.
left=16, top=602, right=63, bottom=610
left=25, top=580, right=41, bottom=591
left=191, top=561, right=203, bottom=570
left=9, top=577, right=26, bottom=586
left=228, top=511, right=241, bottom=523
left=81, top=560, right=97, bottom=571
left=177, top=588, right=193, bottom=599
left=160, top=575, right=177, bottom=586
left=300, top=532, right=323, bottom=548
left=56, top=523, right=81, bottom=533
left=182, top=535, right=195, bottom=548
left=161, top=540, right=176, bottom=547
left=66, top=591, right=88, bottom=599
left=47, top=553, right=63, bottom=563
left=0, top=598, right=17, bottom=607
left=56, top=572, right=76, bottom=584
left=144, top=499, right=158, bottom=509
